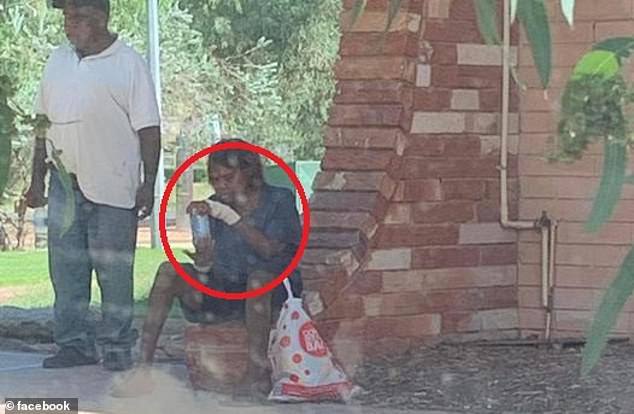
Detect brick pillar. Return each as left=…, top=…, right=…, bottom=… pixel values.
left=393, top=0, right=520, bottom=340
left=300, top=0, right=421, bottom=365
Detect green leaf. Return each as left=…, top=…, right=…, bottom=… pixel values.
left=572, top=50, right=620, bottom=79
left=385, top=0, right=402, bottom=31
left=561, top=0, right=575, bottom=26
left=592, top=37, right=634, bottom=64
left=510, top=66, right=527, bottom=91
left=582, top=245, right=634, bottom=375
left=47, top=140, right=76, bottom=238
left=585, top=141, right=626, bottom=233
left=518, top=0, right=552, bottom=88
left=349, top=0, right=367, bottom=29
left=511, top=0, right=518, bottom=22
left=474, top=0, right=501, bottom=45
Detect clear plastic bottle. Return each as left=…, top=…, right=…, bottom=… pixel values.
left=190, top=212, right=210, bottom=245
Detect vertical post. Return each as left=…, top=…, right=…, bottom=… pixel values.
left=210, top=114, right=222, bottom=143
left=175, top=133, right=193, bottom=231
left=147, top=0, right=164, bottom=248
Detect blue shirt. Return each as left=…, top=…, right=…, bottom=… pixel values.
left=205, top=184, right=303, bottom=303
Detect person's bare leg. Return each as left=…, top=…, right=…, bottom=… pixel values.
left=246, top=272, right=273, bottom=376
left=140, top=262, right=201, bottom=364
left=110, top=262, right=201, bottom=398
left=234, top=270, right=274, bottom=399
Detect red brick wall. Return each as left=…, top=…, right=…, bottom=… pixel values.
left=303, top=0, right=522, bottom=367
left=303, top=1, right=634, bottom=367
left=518, top=0, right=634, bottom=339
left=372, top=0, right=521, bottom=341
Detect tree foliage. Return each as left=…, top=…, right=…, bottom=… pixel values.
left=0, top=0, right=63, bottom=247
left=180, top=0, right=341, bottom=160
left=0, top=0, right=341, bottom=202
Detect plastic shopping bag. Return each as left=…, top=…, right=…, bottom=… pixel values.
left=268, top=280, right=356, bottom=402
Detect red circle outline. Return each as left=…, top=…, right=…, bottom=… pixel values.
left=158, top=141, right=311, bottom=300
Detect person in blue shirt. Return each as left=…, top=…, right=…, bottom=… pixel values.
left=117, top=139, right=302, bottom=399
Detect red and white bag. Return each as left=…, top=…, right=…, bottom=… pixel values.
left=267, top=280, right=356, bottom=402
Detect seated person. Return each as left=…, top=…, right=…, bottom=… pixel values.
left=116, top=139, right=302, bottom=399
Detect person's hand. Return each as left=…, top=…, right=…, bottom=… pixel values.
left=187, top=200, right=241, bottom=225
left=184, top=237, right=214, bottom=272
left=205, top=200, right=241, bottom=226
left=135, top=182, right=154, bottom=220
left=186, top=200, right=210, bottom=216
left=24, top=182, right=47, bottom=208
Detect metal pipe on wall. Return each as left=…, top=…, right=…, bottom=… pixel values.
left=546, top=219, right=558, bottom=341
left=500, top=0, right=557, bottom=340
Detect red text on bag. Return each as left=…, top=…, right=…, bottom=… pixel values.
left=299, top=321, right=327, bottom=357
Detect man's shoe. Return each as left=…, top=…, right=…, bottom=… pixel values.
left=103, top=350, right=133, bottom=371
left=42, top=347, right=98, bottom=369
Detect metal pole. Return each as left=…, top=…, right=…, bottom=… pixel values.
left=210, top=114, right=222, bottom=143
left=175, top=133, right=193, bottom=231
left=147, top=0, right=164, bottom=248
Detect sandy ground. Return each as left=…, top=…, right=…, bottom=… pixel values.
left=0, top=351, right=445, bottom=414
left=0, top=288, right=17, bottom=302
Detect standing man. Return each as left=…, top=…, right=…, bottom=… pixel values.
left=25, top=0, right=161, bottom=371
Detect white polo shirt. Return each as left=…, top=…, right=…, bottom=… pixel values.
left=35, top=38, right=160, bottom=209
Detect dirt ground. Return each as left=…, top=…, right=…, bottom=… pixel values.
left=351, top=340, right=634, bottom=414
left=3, top=323, right=634, bottom=413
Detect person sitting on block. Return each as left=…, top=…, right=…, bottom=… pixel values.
left=114, top=139, right=302, bottom=399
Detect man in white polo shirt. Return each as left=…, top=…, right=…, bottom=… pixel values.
left=25, top=0, right=161, bottom=371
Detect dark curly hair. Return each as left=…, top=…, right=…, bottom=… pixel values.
left=206, top=139, right=264, bottom=191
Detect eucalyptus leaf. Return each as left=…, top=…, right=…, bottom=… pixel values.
left=517, top=0, right=552, bottom=88
left=593, top=37, right=634, bottom=64
left=386, top=0, right=402, bottom=31
left=349, top=0, right=367, bottom=29
left=561, top=0, right=575, bottom=26
left=474, top=0, right=501, bottom=45
left=47, top=140, right=76, bottom=238
left=573, top=50, right=620, bottom=79
left=585, top=141, right=627, bottom=233
left=582, top=245, right=634, bottom=376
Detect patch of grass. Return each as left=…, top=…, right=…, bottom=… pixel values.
left=0, top=249, right=49, bottom=287
left=0, top=247, right=189, bottom=313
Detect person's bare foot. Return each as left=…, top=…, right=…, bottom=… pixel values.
left=109, top=366, right=155, bottom=398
